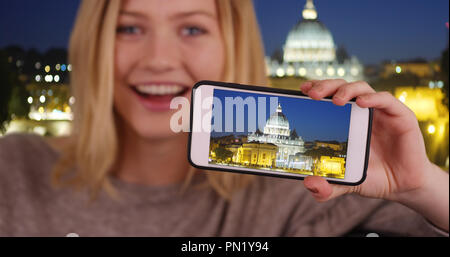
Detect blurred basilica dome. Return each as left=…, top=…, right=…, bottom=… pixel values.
left=266, top=0, right=364, bottom=82
left=283, top=0, right=336, bottom=62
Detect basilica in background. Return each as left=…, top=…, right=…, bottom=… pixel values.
left=266, top=0, right=364, bottom=82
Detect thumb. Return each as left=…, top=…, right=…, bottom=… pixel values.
left=303, top=176, right=356, bottom=202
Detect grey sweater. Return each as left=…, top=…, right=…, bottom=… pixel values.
left=0, top=133, right=446, bottom=236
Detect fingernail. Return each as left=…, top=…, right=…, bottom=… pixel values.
left=307, top=187, right=319, bottom=193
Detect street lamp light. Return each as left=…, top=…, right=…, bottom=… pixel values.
left=427, top=124, right=436, bottom=134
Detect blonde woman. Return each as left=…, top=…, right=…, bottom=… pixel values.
left=0, top=0, right=448, bottom=236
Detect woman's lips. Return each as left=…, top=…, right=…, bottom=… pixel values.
left=130, top=84, right=190, bottom=111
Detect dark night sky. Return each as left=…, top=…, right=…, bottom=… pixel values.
left=1, top=0, right=448, bottom=65
left=211, top=89, right=351, bottom=142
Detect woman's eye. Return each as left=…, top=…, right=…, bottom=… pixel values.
left=117, top=26, right=142, bottom=35
left=181, top=26, right=206, bottom=37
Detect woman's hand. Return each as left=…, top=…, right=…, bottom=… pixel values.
left=299, top=79, right=449, bottom=232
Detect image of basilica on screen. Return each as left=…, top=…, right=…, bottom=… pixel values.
left=208, top=103, right=348, bottom=179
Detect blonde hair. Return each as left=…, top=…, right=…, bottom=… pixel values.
left=52, top=0, right=269, bottom=200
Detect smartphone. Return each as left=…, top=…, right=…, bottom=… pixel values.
left=187, top=80, right=372, bottom=186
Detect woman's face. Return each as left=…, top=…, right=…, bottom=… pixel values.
left=114, top=0, right=224, bottom=139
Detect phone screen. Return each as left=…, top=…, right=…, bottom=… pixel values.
left=207, top=88, right=352, bottom=179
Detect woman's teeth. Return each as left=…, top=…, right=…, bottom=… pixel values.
left=134, top=85, right=185, bottom=96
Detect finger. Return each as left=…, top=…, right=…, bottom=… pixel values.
left=306, top=79, right=348, bottom=100
left=355, top=91, right=414, bottom=117
left=299, top=80, right=318, bottom=94
left=332, top=81, right=376, bottom=106
left=303, top=176, right=355, bottom=202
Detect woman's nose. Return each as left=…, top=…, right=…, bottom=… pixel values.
left=141, top=32, right=180, bottom=73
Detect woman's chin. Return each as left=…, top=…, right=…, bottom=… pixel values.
left=133, top=124, right=185, bottom=141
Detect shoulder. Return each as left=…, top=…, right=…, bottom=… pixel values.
left=0, top=133, right=60, bottom=188
left=0, top=133, right=59, bottom=164
left=0, top=132, right=47, bottom=149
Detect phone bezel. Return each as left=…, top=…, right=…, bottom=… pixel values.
left=187, top=80, right=373, bottom=186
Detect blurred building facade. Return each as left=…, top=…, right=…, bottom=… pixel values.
left=394, top=86, right=449, bottom=166
left=382, top=59, right=441, bottom=79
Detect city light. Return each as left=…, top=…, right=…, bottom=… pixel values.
left=44, top=65, right=50, bottom=73
left=69, top=96, right=76, bottom=105
left=35, top=75, right=41, bottom=82
left=315, top=68, right=323, bottom=76
left=427, top=81, right=444, bottom=89
left=439, top=123, right=445, bottom=135
left=298, top=67, right=307, bottom=77
left=28, top=108, right=73, bottom=122
left=44, top=74, right=53, bottom=82
left=61, top=64, right=67, bottom=71
left=395, top=66, right=402, bottom=73
left=337, top=68, right=345, bottom=77
left=286, top=66, right=295, bottom=76
left=54, top=75, right=60, bottom=83
left=398, top=91, right=407, bottom=103
left=39, top=95, right=46, bottom=103
left=326, top=66, right=335, bottom=76
left=33, top=126, right=46, bottom=136
left=67, top=64, right=72, bottom=72
left=27, top=96, right=33, bottom=104
left=428, top=124, right=436, bottom=134
left=35, top=62, right=41, bottom=70
left=276, top=68, right=285, bottom=77
left=55, top=64, right=61, bottom=71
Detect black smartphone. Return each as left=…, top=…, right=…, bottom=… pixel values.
left=188, top=80, right=372, bottom=186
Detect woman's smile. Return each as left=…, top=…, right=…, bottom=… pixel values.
left=130, top=82, right=191, bottom=111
